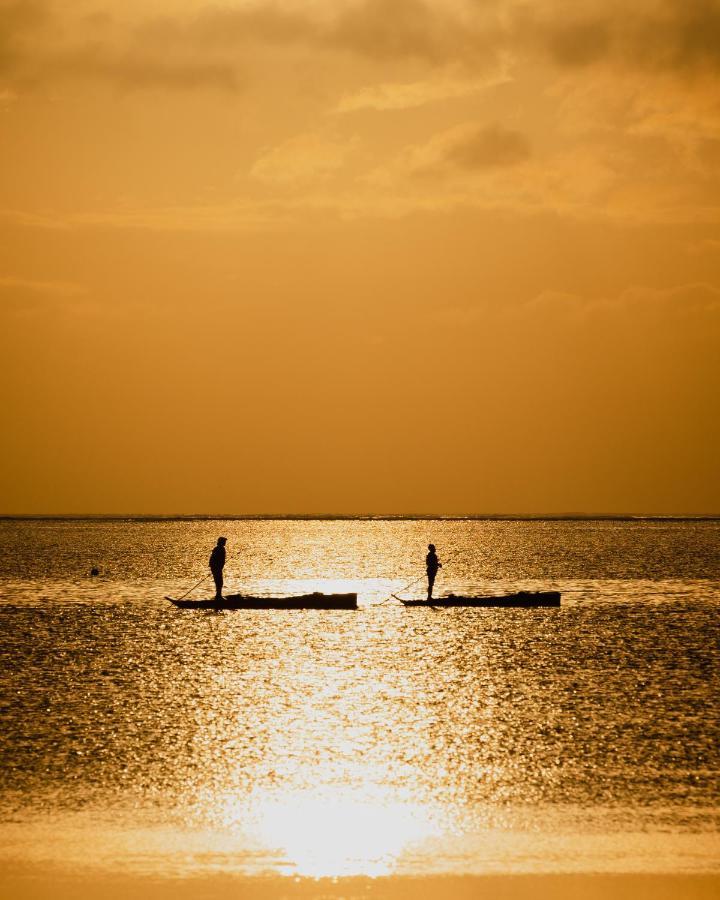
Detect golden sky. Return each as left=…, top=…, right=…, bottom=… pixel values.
left=1, top=0, right=719, bottom=514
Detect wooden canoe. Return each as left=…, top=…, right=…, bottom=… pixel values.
left=166, top=592, right=358, bottom=610
left=401, top=591, right=561, bottom=608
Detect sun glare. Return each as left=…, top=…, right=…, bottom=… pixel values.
left=215, top=788, right=439, bottom=878
left=251, top=790, right=438, bottom=877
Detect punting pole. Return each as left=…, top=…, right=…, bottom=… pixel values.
left=173, top=573, right=211, bottom=601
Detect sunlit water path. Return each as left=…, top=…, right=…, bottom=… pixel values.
left=1, top=518, right=719, bottom=878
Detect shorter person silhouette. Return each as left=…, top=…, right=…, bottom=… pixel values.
left=426, top=544, right=441, bottom=600
left=209, top=537, right=227, bottom=601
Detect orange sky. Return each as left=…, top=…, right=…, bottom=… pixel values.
left=1, top=0, right=719, bottom=514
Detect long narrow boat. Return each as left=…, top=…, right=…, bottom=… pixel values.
left=166, top=592, right=358, bottom=610
left=402, top=590, right=561, bottom=608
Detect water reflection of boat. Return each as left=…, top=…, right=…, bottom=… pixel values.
left=402, top=591, right=561, bottom=608
left=166, top=593, right=358, bottom=610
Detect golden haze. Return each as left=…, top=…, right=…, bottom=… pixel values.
left=1, top=0, right=719, bottom=514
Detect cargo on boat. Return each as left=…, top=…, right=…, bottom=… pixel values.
left=401, top=591, right=561, bottom=608
left=166, top=593, right=358, bottom=610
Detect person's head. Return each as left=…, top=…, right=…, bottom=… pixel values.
left=428, top=543, right=436, bottom=552
left=217, top=537, right=227, bottom=546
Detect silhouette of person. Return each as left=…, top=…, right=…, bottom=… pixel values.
left=426, top=543, right=441, bottom=600
left=209, top=537, right=227, bottom=601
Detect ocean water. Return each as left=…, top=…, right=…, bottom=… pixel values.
left=0, top=518, right=719, bottom=879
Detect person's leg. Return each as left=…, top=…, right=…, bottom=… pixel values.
left=212, top=569, right=223, bottom=599
left=427, top=571, right=435, bottom=600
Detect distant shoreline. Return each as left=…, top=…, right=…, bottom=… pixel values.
left=1, top=514, right=719, bottom=522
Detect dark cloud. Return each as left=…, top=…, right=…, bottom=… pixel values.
left=215, top=0, right=720, bottom=75
left=522, top=0, right=720, bottom=74
left=444, top=125, right=531, bottom=170
left=327, top=0, right=478, bottom=62
left=0, top=0, right=497, bottom=93
left=185, top=5, right=317, bottom=46
left=148, top=0, right=720, bottom=77
left=147, top=0, right=496, bottom=65
left=0, top=1, right=240, bottom=92
left=542, top=19, right=612, bottom=67
left=0, top=0, right=46, bottom=36
left=636, top=0, right=720, bottom=72
left=41, top=46, right=241, bottom=92
left=0, top=0, right=47, bottom=74
left=403, top=123, right=532, bottom=179
left=3, top=0, right=720, bottom=96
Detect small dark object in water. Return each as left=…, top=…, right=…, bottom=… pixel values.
left=90, top=567, right=100, bottom=577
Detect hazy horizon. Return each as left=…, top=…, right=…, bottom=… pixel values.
left=2, top=511, right=719, bottom=520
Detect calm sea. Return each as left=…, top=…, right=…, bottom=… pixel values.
left=1, top=518, right=719, bottom=878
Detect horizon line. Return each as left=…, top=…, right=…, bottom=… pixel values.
left=1, top=513, right=720, bottom=521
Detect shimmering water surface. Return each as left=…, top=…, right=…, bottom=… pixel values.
left=1, top=518, right=719, bottom=878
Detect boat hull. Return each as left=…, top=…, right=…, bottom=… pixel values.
left=402, top=591, right=561, bottom=608
left=167, top=592, right=358, bottom=610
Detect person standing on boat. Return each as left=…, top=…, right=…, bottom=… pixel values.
left=426, top=544, right=441, bottom=600
left=209, top=537, right=227, bottom=601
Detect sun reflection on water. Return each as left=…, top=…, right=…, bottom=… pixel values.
left=217, top=787, right=439, bottom=877
left=3, top=517, right=718, bottom=880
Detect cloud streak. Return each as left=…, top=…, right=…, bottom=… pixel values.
left=250, top=133, right=358, bottom=184
left=0, top=275, right=90, bottom=317
left=375, top=122, right=532, bottom=181
left=0, top=275, right=85, bottom=296
left=335, top=62, right=512, bottom=112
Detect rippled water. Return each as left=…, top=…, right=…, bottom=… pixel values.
left=1, top=518, right=719, bottom=878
